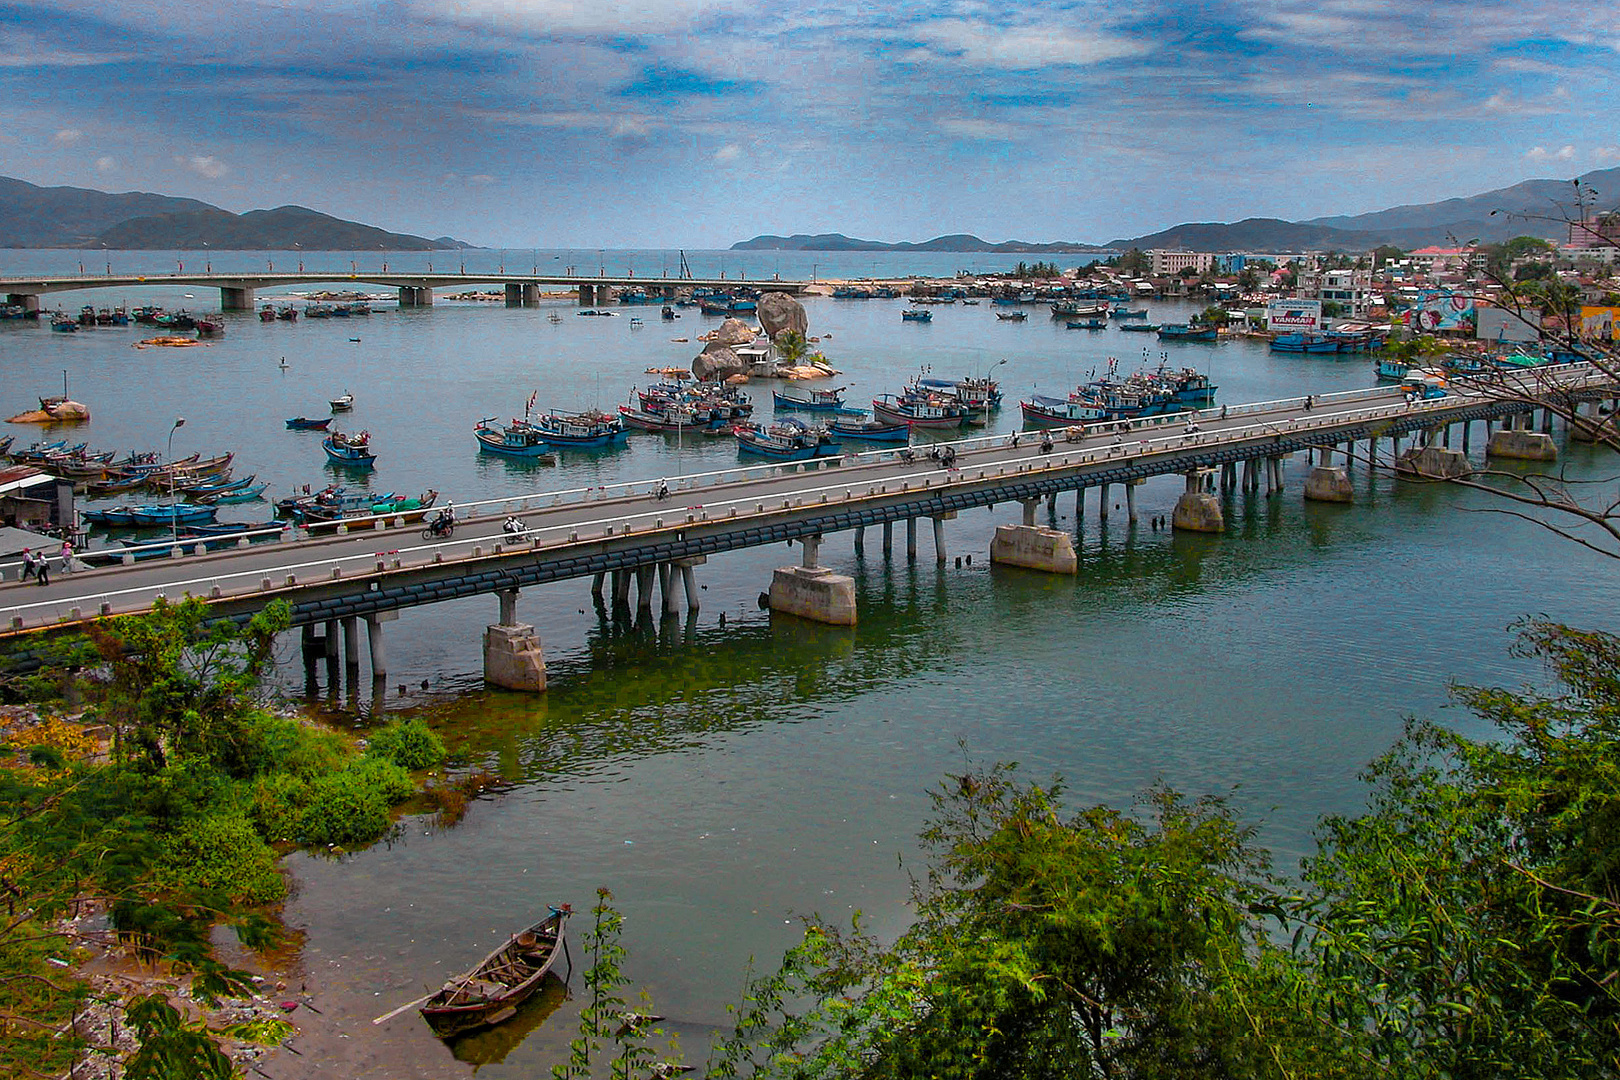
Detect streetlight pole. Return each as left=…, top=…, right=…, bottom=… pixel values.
left=167, top=417, right=186, bottom=544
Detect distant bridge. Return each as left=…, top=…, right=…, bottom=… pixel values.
left=0, top=271, right=813, bottom=312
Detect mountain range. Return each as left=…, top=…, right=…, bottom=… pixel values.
left=734, top=167, right=1620, bottom=255
left=0, top=177, right=462, bottom=250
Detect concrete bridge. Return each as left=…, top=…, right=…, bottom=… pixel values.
left=0, top=271, right=813, bottom=312
left=0, top=364, right=1610, bottom=693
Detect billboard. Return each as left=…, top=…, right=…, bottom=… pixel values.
left=1403, top=289, right=1476, bottom=333
left=1579, top=306, right=1620, bottom=341
left=1268, top=299, right=1321, bottom=332
left=1476, top=307, right=1540, bottom=344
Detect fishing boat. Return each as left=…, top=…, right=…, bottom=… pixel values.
left=323, top=430, right=377, bottom=467
left=330, top=391, right=355, bottom=412
left=1110, top=307, right=1149, bottom=319
left=474, top=418, right=558, bottom=460
left=1375, top=358, right=1411, bottom=381
left=871, top=393, right=967, bottom=429
left=1050, top=301, right=1109, bottom=318
left=1020, top=394, right=1109, bottom=427
left=277, top=305, right=299, bottom=322
left=1270, top=333, right=1339, bottom=353
left=734, top=418, right=842, bottom=461
left=1118, top=323, right=1160, bottom=333
left=901, top=309, right=932, bottom=322
left=995, top=311, right=1028, bottom=322
left=196, top=316, right=225, bottom=338
left=914, top=376, right=1003, bottom=421
left=179, top=473, right=258, bottom=496
left=126, top=503, right=219, bottom=528
left=616, top=403, right=725, bottom=433
left=196, top=483, right=269, bottom=505
left=260, top=305, right=277, bottom=322
left=415, top=907, right=573, bottom=1038
left=50, top=313, right=78, bottom=332
left=1157, top=324, right=1218, bottom=341
left=1067, top=318, right=1108, bottom=330
left=82, top=507, right=139, bottom=527
left=772, top=386, right=854, bottom=413
left=285, top=416, right=334, bottom=430
left=302, top=490, right=438, bottom=534
left=531, top=410, right=627, bottom=449
left=827, top=417, right=910, bottom=443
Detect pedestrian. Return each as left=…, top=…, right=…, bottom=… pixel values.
left=36, top=552, right=49, bottom=586
left=19, top=548, right=36, bottom=581
left=59, top=539, right=73, bottom=575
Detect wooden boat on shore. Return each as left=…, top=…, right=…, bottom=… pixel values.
left=416, top=907, right=573, bottom=1038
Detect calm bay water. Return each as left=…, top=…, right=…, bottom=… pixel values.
left=7, top=250, right=1615, bottom=1075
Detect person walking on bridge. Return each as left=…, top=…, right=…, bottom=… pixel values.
left=34, top=551, right=49, bottom=586
left=19, top=548, right=36, bottom=581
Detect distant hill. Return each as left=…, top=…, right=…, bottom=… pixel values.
left=742, top=167, right=1620, bottom=256
left=0, top=176, right=462, bottom=249
left=732, top=232, right=1106, bottom=253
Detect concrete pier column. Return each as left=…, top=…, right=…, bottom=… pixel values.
left=906, top=518, right=917, bottom=561
left=883, top=521, right=893, bottom=555
left=802, top=533, right=822, bottom=568
left=522, top=284, right=540, bottom=306
left=854, top=525, right=865, bottom=553
left=675, top=555, right=704, bottom=611
left=1021, top=500, right=1038, bottom=526
left=1460, top=422, right=1470, bottom=453
left=1304, top=463, right=1353, bottom=503
left=5, top=293, right=39, bottom=313
left=1542, top=408, right=1554, bottom=435
left=578, top=283, right=598, bottom=306
left=342, top=615, right=360, bottom=670
left=1241, top=458, right=1256, bottom=492
left=660, top=563, right=681, bottom=615
left=1220, top=462, right=1236, bottom=491
left=1172, top=470, right=1224, bottom=532
left=324, top=620, right=340, bottom=661
left=483, top=623, right=546, bottom=692
left=1075, top=487, right=1085, bottom=517
left=399, top=286, right=433, bottom=307
left=612, top=569, right=631, bottom=606
left=1045, top=491, right=1057, bottom=512
left=365, top=613, right=388, bottom=677
left=990, top=524, right=1077, bottom=573
left=591, top=572, right=605, bottom=598
left=220, top=286, right=254, bottom=311
left=1270, top=456, right=1285, bottom=494
left=933, top=517, right=947, bottom=563
left=505, top=283, right=524, bottom=307
left=1099, top=482, right=1111, bottom=522
left=1486, top=429, right=1558, bottom=461
left=635, top=566, right=656, bottom=611
left=1125, top=481, right=1139, bottom=524
left=497, top=587, right=518, bottom=626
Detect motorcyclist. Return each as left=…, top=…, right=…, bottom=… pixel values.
left=503, top=515, right=524, bottom=536
left=1040, top=432, right=1054, bottom=454
left=431, top=504, right=456, bottom=536
left=656, top=478, right=669, bottom=501
left=940, top=445, right=957, bottom=468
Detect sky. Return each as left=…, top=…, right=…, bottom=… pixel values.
left=0, top=0, right=1615, bottom=248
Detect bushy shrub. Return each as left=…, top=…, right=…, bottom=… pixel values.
left=248, top=772, right=310, bottom=844
left=297, top=769, right=392, bottom=847
left=161, top=813, right=285, bottom=905
left=348, top=756, right=413, bottom=804
left=364, top=718, right=446, bottom=771
left=264, top=718, right=352, bottom=779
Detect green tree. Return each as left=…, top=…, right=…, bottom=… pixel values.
left=1298, top=620, right=1620, bottom=1077
left=774, top=330, right=809, bottom=365
left=1372, top=244, right=1404, bottom=270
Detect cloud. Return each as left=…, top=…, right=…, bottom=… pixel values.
left=715, top=143, right=742, bottom=162
left=907, top=19, right=1146, bottom=70
left=468, top=174, right=495, bottom=185
left=1594, top=147, right=1620, bottom=163
left=52, top=128, right=82, bottom=145
left=1525, top=145, right=1575, bottom=162
left=619, top=64, right=753, bottom=101
left=95, top=155, right=117, bottom=173
left=182, top=154, right=229, bottom=179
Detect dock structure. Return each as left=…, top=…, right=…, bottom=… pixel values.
left=0, top=271, right=811, bottom=312
left=1, top=364, right=1612, bottom=693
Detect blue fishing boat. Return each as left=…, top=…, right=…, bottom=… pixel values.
left=996, top=311, right=1028, bottom=321
left=126, top=503, right=219, bottom=527
left=1020, top=394, right=1109, bottom=427
left=1270, top=333, right=1338, bottom=353
left=1110, top=308, right=1148, bottom=319
left=1119, top=323, right=1160, bottom=333
left=872, top=392, right=967, bottom=429
left=322, top=430, right=377, bottom=467
left=50, top=313, right=78, bottom=332
left=901, top=309, right=932, bottom=322
left=1157, top=324, right=1218, bottom=341
left=1067, top=318, right=1107, bottom=330
left=1375, top=358, right=1411, bottom=381
left=474, top=418, right=558, bottom=459
left=618, top=403, right=727, bottom=433
left=82, top=507, right=139, bottom=527
left=532, top=410, right=627, bottom=449
left=827, top=417, right=909, bottom=443
left=198, top=484, right=269, bottom=505
left=832, top=287, right=873, bottom=299
left=735, top=418, right=841, bottom=461
left=285, top=416, right=333, bottom=430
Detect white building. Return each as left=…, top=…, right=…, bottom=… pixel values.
left=1297, top=268, right=1376, bottom=319
left=1148, top=250, right=1214, bottom=276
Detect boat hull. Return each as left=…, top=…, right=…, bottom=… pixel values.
left=420, top=909, right=571, bottom=1038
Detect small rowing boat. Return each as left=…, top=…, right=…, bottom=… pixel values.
left=413, top=907, right=573, bottom=1037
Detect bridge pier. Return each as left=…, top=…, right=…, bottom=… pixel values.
left=933, top=513, right=954, bottom=563
left=990, top=516, right=1077, bottom=573
left=220, top=286, right=254, bottom=311
left=398, top=286, right=433, bottom=307
left=482, top=588, right=546, bottom=691
left=1304, top=446, right=1353, bottom=503
left=523, top=284, right=540, bottom=306
left=1099, top=482, right=1110, bottom=522
left=636, top=566, right=656, bottom=612
left=591, top=572, right=605, bottom=598
left=854, top=525, right=865, bottom=553
left=5, top=293, right=38, bottom=314
left=365, top=611, right=392, bottom=677
left=659, top=563, right=679, bottom=615
left=612, top=569, right=631, bottom=607
left=769, top=532, right=856, bottom=625
left=906, top=518, right=917, bottom=561
left=342, top=615, right=360, bottom=674
left=1075, top=487, right=1084, bottom=517
left=675, top=555, right=704, bottom=612
left=1486, top=428, right=1558, bottom=461
left=506, top=283, right=524, bottom=308
left=1172, top=470, right=1223, bottom=532
left=882, top=521, right=893, bottom=555
left=1125, top=480, right=1139, bottom=525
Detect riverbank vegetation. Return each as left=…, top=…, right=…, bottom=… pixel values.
left=0, top=597, right=447, bottom=1076
left=564, top=618, right=1619, bottom=1078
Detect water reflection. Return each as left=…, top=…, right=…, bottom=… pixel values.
left=442, top=974, right=570, bottom=1069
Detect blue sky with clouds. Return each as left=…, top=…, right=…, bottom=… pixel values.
left=1, top=0, right=1614, bottom=247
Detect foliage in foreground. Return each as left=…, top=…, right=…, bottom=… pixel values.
left=559, top=619, right=1620, bottom=1078
left=0, top=598, right=450, bottom=1076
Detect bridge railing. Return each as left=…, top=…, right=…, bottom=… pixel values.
left=0, top=391, right=1522, bottom=628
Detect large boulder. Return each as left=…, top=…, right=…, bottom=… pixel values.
left=706, top=318, right=756, bottom=348
left=757, top=292, right=807, bottom=341
left=692, top=346, right=749, bottom=382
